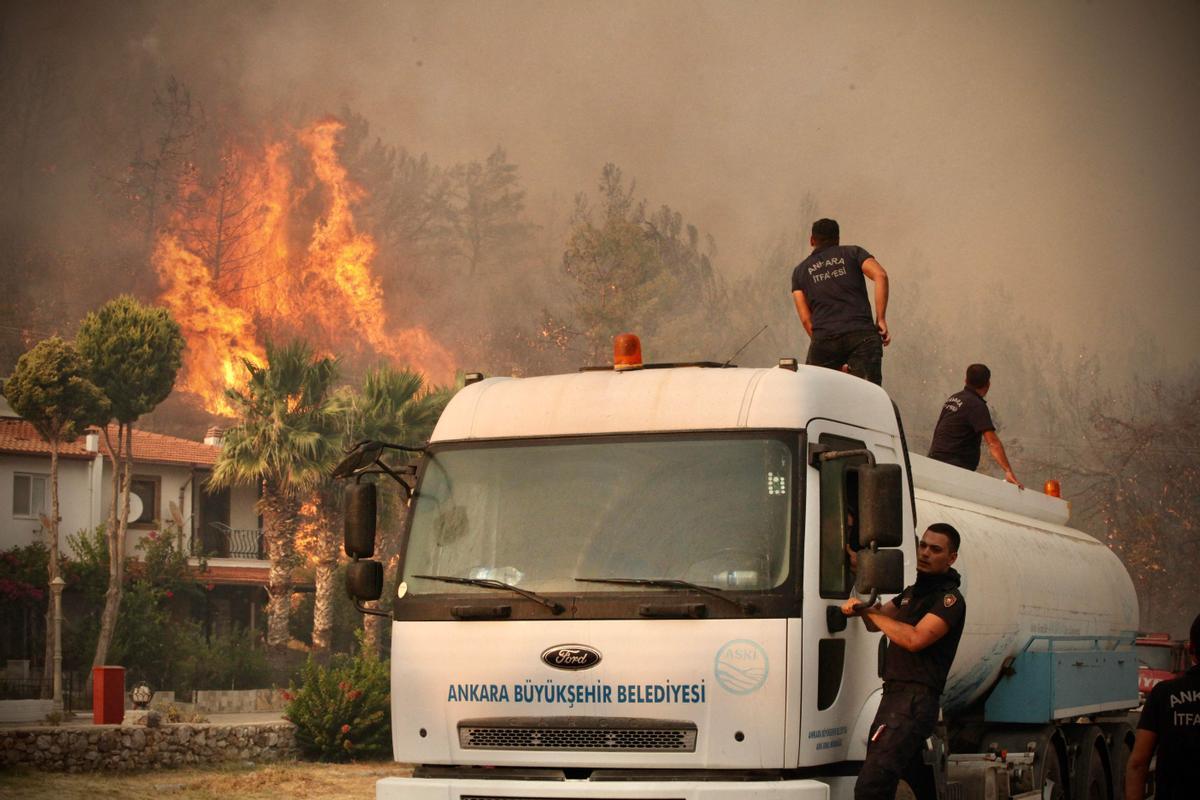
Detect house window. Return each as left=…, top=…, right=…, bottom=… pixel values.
left=12, top=473, right=48, bottom=519
left=130, top=476, right=160, bottom=526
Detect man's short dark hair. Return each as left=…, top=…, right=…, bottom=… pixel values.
left=926, top=522, right=961, bottom=553
left=812, top=218, right=840, bottom=243
left=1190, top=611, right=1200, bottom=658
left=965, top=364, right=991, bottom=390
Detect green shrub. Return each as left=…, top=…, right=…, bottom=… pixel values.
left=62, top=524, right=206, bottom=680
left=285, top=649, right=391, bottom=761
left=60, top=525, right=270, bottom=693
left=184, top=627, right=270, bottom=690
left=61, top=527, right=108, bottom=671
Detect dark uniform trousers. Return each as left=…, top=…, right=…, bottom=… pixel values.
left=806, top=329, right=883, bottom=385
left=855, top=684, right=941, bottom=800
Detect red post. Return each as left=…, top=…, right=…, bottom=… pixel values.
left=92, top=666, right=125, bottom=725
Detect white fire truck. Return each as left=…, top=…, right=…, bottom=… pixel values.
left=338, top=336, right=1140, bottom=800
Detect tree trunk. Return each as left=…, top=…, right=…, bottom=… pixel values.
left=311, top=495, right=341, bottom=658
left=261, top=485, right=297, bottom=650
left=90, top=424, right=132, bottom=686
left=362, top=602, right=384, bottom=657
left=40, top=442, right=60, bottom=698
left=312, top=557, right=337, bottom=657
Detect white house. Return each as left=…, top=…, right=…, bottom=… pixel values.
left=0, top=397, right=277, bottom=653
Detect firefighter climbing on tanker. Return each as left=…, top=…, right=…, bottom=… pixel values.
left=843, top=523, right=966, bottom=800
left=928, top=363, right=1022, bottom=488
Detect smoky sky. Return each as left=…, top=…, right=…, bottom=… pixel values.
left=6, top=0, right=1200, bottom=369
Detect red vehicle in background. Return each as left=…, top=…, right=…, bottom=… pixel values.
left=1135, top=632, right=1188, bottom=699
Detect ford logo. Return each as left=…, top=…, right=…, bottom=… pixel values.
left=541, top=644, right=602, bottom=671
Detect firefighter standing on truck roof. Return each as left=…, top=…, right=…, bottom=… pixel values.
left=842, top=523, right=967, bottom=800
left=790, top=218, right=890, bottom=385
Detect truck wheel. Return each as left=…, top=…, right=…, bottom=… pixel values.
left=1042, top=742, right=1067, bottom=800
left=1100, top=723, right=1133, bottom=798
left=1072, top=742, right=1109, bottom=800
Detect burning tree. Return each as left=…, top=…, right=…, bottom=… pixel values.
left=339, top=111, right=455, bottom=268
left=153, top=116, right=455, bottom=418
left=173, top=143, right=269, bottom=288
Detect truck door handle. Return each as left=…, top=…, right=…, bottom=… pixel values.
left=826, top=605, right=847, bottom=634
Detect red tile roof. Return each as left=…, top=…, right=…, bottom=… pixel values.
left=0, top=418, right=94, bottom=460
left=95, top=423, right=219, bottom=467
left=0, top=417, right=220, bottom=467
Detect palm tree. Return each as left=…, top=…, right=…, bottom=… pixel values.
left=211, top=340, right=344, bottom=650
left=327, top=366, right=452, bottom=655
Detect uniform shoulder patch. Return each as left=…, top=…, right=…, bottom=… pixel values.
left=943, top=594, right=957, bottom=608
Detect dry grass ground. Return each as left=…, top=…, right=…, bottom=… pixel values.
left=0, top=760, right=413, bottom=799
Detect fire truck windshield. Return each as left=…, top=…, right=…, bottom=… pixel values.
left=401, top=433, right=795, bottom=596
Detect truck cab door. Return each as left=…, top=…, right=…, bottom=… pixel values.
left=791, top=419, right=910, bottom=766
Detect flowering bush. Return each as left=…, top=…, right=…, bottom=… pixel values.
left=0, top=543, right=49, bottom=605
left=0, top=577, right=44, bottom=603
left=285, top=647, right=391, bottom=761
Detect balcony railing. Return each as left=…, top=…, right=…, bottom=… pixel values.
left=191, top=522, right=265, bottom=560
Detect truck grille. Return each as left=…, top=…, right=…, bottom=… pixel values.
left=458, top=716, right=698, bottom=752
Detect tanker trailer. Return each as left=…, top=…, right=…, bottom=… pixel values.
left=911, top=454, right=1140, bottom=800
left=336, top=343, right=1141, bottom=800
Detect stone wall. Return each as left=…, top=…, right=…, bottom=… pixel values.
left=1, top=721, right=297, bottom=772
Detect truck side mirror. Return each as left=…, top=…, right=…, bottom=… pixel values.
left=344, top=482, right=377, bottom=559
left=346, top=559, right=384, bottom=601
left=856, top=548, right=904, bottom=596
left=854, top=463, right=903, bottom=548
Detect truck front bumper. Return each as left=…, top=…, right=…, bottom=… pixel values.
left=376, top=776, right=833, bottom=799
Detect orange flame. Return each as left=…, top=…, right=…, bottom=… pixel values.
left=154, top=118, right=455, bottom=416
left=294, top=499, right=323, bottom=567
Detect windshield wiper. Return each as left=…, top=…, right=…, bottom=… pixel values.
left=575, top=577, right=757, bottom=614
left=413, top=574, right=565, bottom=615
